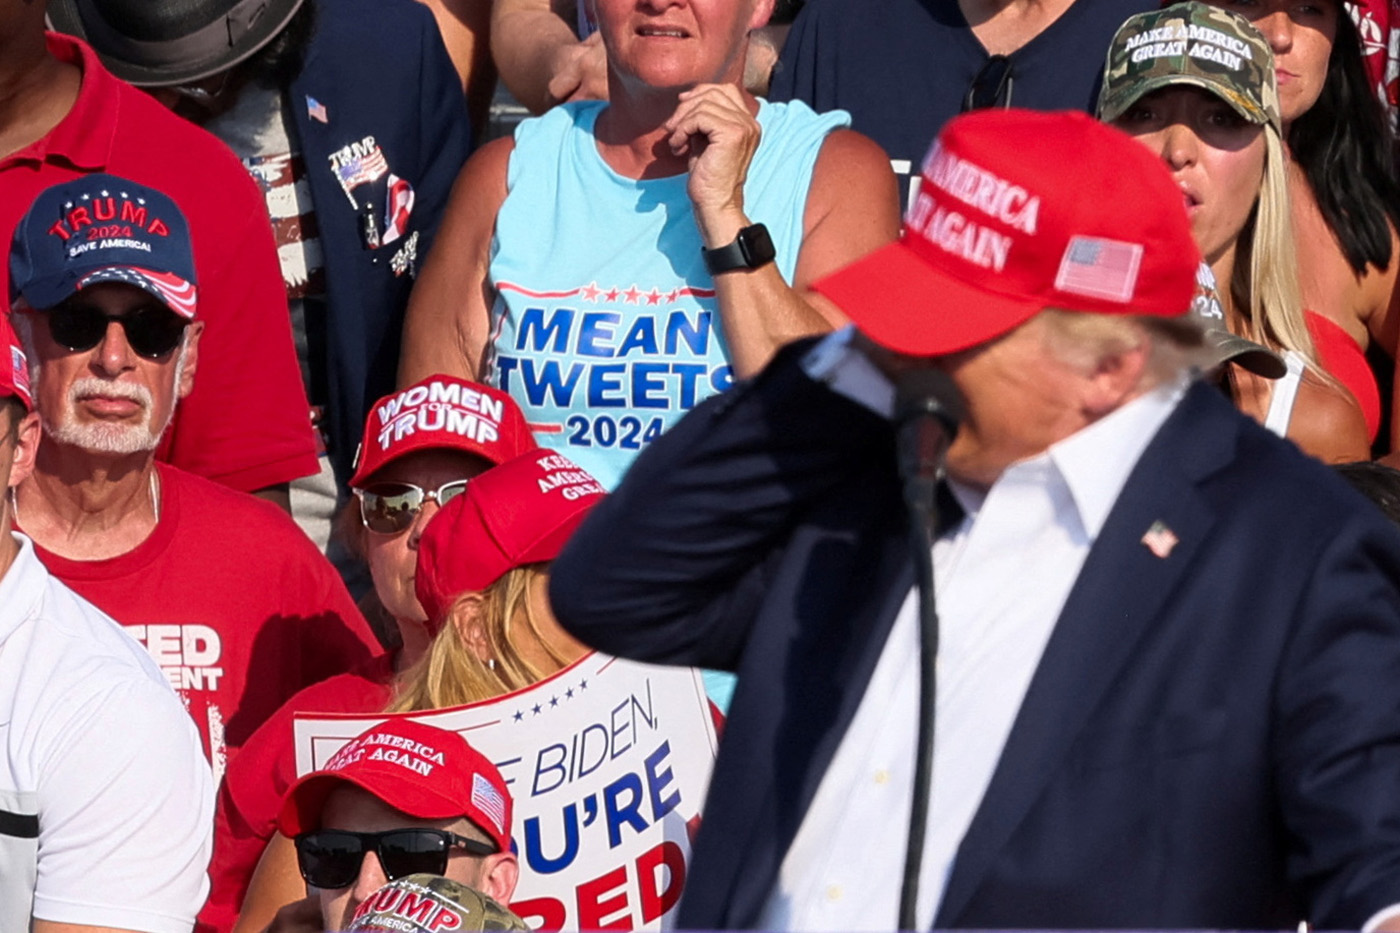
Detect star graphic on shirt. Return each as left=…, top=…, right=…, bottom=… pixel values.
left=513, top=710, right=524, bottom=722
left=550, top=695, right=560, bottom=707
left=646, top=288, right=663, bottom=305
left=581, top=281, right=602, bottom=302
left=623, top=285, right=642, bottom=304
left=605, top=288, right=620, bottom=302
left=565, top=688, right=574, bottom=699
left=532, top=703, right=542, bottom=715
left=665, top=289, right=679, bottom=303
left=579, top=679, right=589, bottom=691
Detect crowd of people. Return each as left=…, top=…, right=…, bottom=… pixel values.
left=7, top=0, right=1400, bottom=931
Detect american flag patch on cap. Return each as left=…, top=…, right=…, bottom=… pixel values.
left=471, top=772, right=506, bottom=835
left=10, top=345, right=28, bottom=398
left=1054, top=236, right=1144, bottom=303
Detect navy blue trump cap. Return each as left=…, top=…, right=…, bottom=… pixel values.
left=8, top=173, right=198, bottom=319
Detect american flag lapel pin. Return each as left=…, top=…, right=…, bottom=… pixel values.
left=1141, top=520, right=1179, bottom=559
left=306, top=96, right=329, bottom=123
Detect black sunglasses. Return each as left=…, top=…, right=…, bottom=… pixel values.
left=357, top=480, right=470, bottom=535
left=295, top=828, right=496, bottom=889
left=45, top=304, right=188, bottom=360
left=963, top=54, right=1015, bottom=112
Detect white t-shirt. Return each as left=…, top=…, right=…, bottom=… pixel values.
left=0, top=532, right=213, bottom=933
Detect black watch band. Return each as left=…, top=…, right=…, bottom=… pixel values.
left=702, top=223, right=776, bottom=276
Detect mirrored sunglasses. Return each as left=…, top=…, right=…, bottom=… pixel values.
left=295, top=828, right=495, bottom=890
left=45, top=304, right=188, bottom=360
left=357, top=480, right=470, bottom=535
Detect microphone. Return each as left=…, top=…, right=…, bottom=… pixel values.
left=892, top=367, right=961, bottom=932
left=895, top=369, right=963, bottom=526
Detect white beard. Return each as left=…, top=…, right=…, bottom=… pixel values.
left=38, top=341, right=187, bottom=455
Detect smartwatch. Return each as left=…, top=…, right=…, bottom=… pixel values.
left=702, top=223, right=776, bottom=276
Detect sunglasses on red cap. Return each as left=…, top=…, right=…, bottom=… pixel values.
left=295, top=828, right=496, bottom=889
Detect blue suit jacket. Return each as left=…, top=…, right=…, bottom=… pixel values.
left=550, top=339, right=1400, bottom=929
left=290, top=0, right=471, bottom=483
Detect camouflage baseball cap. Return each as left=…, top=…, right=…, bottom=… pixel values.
left=1098, top=2, right=1280, bottom=133
left=347, top=875, right=529, bottom=932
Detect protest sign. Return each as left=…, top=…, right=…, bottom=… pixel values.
left=294, top=654, right=717, bottom=930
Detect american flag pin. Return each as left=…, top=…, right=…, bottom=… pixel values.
left=1141, top=520, right=1179, bottom=559
left=306, top=95, right=329, bottom=124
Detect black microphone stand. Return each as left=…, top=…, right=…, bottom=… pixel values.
left=895, top=371, right=961, bottom=931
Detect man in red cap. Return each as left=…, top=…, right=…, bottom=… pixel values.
left=264, top=719, right=518, bottom=931
left=0, top=316, right=214, bottom=931
left=549, top=109, right=1400, bottom=929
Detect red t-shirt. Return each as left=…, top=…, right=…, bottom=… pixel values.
left=200, top=653, right=396, bottom=933
left=26, top=465, right=382, bottom=774
left=0, top=35, right=318, bottom=493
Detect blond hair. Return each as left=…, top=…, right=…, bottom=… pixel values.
left=387, top=564, right=564, bottom=712
left=1232, top=127, right=1315, bottom=364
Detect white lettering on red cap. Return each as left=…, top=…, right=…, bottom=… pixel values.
left=374, top=382, right=506, bottom=451
left=908, top=192, right=1014, bottom=272
left=921, top=141, right=1040, bottom=235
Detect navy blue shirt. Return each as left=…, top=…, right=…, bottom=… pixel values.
left=768, top=0, right=1156, bottom=208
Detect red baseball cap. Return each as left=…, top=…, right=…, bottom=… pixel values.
left=415, top=450, right=606, bottom=627
left=0, top=316, right=31, bottom=411
left=814, top=109, right=1199, bottom=356
left=278, top=718, right=513, bottom=853
left=350, top=376, right=537, bottom=488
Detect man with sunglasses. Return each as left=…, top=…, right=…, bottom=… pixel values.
left=0, top=0, right=317, bottom=507
left=0, top=314, right=214, bottom=932
left=266, top=718, right=518, bottom=932
left=6, top=173, right=381, bottom=778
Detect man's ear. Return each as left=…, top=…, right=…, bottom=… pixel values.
left=176, top=321, right=204, bottom=400
left=1083, top=339, right=1151, bottom=418
left=9, top=411, right=41, bottom=490
left=749, top=0, right=777, bottom=31
left=480, top=851, right=520, bottom=905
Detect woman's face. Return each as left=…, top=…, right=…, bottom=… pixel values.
left=592, top=0, right=773, bottom=92
left=361, top=449, right=491, bottom=624
left=1113, top=86, right=1267, bottom=266
left=1208, top=0, right=1339, bottom=125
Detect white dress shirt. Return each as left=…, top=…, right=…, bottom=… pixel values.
left=759, top=329, right=1187, bottom=931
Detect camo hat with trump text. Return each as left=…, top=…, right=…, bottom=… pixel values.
left=415, top=449, right=606, bottom=628
left=812, top=109, right=1199, bottom=356
left=278, top=718, right=513, bottom=853
left=350, top=376, right=537, bottom=488
left=1098, top=2, right=1280, bottom=132
left=349, top=875, right=528, bottom=932
left=9, top=173, right=198, bottom=318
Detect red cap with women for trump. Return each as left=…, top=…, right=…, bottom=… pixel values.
left=278, top=718, right=513, bottom=853
left=9, top=173, right=198, bottom=319
left=350, top=376, right=537, bottom=488
left=813, top=109, right=1199, bottom=356
left=0, top=316, right=31, bottom=411
left=415, top=450, right=606, bottom=627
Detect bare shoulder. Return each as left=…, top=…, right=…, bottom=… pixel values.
left=810, top=129, right=899, bottom=198
left=1289, top=372, right=1372, bottom=464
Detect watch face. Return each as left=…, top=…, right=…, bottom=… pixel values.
left=740, top=224, right=776, bottom=267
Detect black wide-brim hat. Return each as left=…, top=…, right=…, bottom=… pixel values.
left=48, top=0, right=306, bottom=87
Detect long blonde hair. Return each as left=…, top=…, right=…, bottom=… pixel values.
left=387, top=564, right=567, bottom=712
left=1232, top=126, right=1315, bottom=364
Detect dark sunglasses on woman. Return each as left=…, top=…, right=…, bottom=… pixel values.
left=357, top=480, right=470, bottom=535
left=295, top=828, right=496, bottom=889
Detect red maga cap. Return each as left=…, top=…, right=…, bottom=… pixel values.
left=277, top=718, right=513, bottom=853
left=350, top=376, right=537, bottom=488
left=0, top=316, right=31, bottom=411
left=414, top=450, right=605, bottom=628
left=814, top=109, right=1199, bottom=356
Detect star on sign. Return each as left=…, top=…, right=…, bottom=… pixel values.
left=550, top=696, right=559, bottom=707
left=513, top=710, right=524, bottom=722
left=532, top=703, right=542, bottom=715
